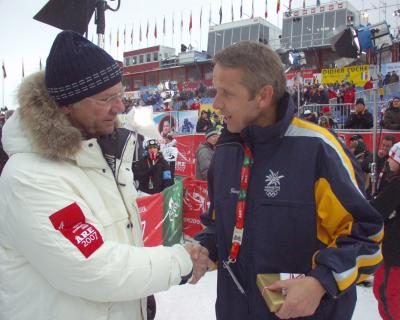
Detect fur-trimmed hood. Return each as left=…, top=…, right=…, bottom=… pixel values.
left=2, top=71, right=82, bottom=160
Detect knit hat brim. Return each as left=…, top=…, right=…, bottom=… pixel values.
left=45, top=31, right=122, bottom=106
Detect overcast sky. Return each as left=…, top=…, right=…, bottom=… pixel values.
left=1, top=0, right=399, bottom=109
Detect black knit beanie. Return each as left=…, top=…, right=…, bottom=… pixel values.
left=45, top=30, right=122, bottom=106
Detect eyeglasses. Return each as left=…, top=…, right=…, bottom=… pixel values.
left=87, top=89, right=125, bottom=106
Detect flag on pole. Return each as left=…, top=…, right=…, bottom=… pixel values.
left=172, top=14, right=175, bottom=34
left=123, top=26, right=126, bottom=45
left=146, top=20, right=149, bottom=39
left=39, top=58, right=42, bottom=71
left=251, top=0, right=254, bottom=18
left=163, top=16, right=166, bottom=35
left=200, top=7, right=202, bottom=29
left=180, top=12, right=183, bottom=31
left=219, top=5, right=222, bottom=24
left=22, top=59, right=24, bottom=78
left=136, top=180, right=184, bottom=246
left=276, top=0, right=280, bottom=13
left=289, top=0, right=292, bottom=11
left=139, top=23, right=142, bottom=42
left=240, top=0, right=243, bottom=18
left=316, top=0, right=320, bottom=6
left=117, top=28, right=120, bottom=47
left=2, top=61, right=6, bottom=79
left=131, top=26, right=134, bottom=45
left=189, top=11, right=192, bottom=33
left=209, top=4, right=212, bottom=25
left=231, top=1, right=234, bottom=21
left=265, top=0, right=268, bottom=18
left=303, top=0, right=306, bottom=9
left=154, top=20, right=158, bottom=39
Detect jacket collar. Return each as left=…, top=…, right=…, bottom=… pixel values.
left=241, top=92, right=294, bottom=147
left=13, top=71, right=83, bottom=160
left=216, top=93, right=295, bottom=148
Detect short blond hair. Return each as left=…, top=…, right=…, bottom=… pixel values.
left=213, top=41, right=286, bottom=103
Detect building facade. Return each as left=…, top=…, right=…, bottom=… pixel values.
left=207, top=17, right=281, bottom=56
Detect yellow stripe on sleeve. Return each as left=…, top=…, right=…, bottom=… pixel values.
left=315, top=178, right=353, bottom=246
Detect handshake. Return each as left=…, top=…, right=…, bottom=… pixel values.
left=184, top=243, right=214, bottom=284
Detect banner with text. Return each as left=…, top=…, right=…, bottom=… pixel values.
left=321, top=65, right=369, bottom=87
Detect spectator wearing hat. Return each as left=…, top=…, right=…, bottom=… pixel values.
left=302, top=109, right=318, bottom=124
left=345, top=98, right=373, bottom=129
left=133, top=139, right=173, bottom=194
left=383, top=96, right=400, bottom=130
left=371, top=142, right=400, bottom=320
left=195, top=127, right=220, bottom=180
left=0, top=31, right=210, bottom=320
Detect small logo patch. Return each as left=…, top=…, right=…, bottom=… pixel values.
left=264, top=170, right=285, bottom=198
left=49, top=203, right=104, bottom=258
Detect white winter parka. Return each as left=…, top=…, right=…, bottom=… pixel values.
left=0, top=72, right=192, bottom=320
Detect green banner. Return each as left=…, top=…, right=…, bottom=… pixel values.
left=162, top=180, right=184, bottom=246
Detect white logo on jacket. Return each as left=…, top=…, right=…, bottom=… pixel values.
left=264, top=170, right=285, bottom=198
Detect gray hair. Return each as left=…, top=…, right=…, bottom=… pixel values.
left=213, top=41, right=286, bottom=103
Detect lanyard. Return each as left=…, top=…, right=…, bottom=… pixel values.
left=227, top=144, right=253, bottom=263
left=223, top=144, right=253, bottom=295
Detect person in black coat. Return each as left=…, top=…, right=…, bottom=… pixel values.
left=345, top=98, right=373, bottom=129
left=133, top=139, right=173, bottom=194
left=370, top=142, right=400, bottom=320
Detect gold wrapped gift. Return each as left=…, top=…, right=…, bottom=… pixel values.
left=256, top=274, right=285, bottom=313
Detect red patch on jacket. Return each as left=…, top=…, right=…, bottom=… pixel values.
left=49, top=203, right=104, bottom=258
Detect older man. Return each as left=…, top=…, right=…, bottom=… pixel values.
left=0, top=31, right=210, bottom=320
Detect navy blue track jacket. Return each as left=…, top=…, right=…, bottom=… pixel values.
left=196, top=93, right=383, bottom=320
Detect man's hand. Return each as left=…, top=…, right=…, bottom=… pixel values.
left=267, top=276, right=326, bottom=319
left=184, top=243, right=211, bottom=284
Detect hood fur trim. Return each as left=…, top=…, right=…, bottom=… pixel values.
left=18, top=71, right=82, bottom=160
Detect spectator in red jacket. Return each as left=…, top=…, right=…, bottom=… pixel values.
left=364, top=77, right=374, bottom=90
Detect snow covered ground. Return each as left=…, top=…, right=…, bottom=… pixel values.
left=155, top=271, right=380, bottom=319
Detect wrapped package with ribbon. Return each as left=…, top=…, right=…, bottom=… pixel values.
left=256, top=274, right=285, bottom=313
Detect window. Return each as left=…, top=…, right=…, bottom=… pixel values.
left=223, top=29, right=232, bottom=48
left=313, top=14, right=323, bottom=46
left=139, top=55, right=144, bottom=63
left=281, top=19, right=292, bottom=49
left=302, top=15, right=312, bottom=47
left=250, top=24, right=259, bottom=41
left=146, top=53, right=151, bottom=63
left=335, top=10, right=346, bottom=29
left=215, top=32, right=223, bottom=54
left=292, top=17, right=302, bottom=48
left=131, top=56, right=137, bottom=65
left=232, top=27, right=241, bottom=44
left=124, top=57, right=131, bottom=66
left=153, top=52, right=159, bottom=61
left=323, top=12, right=335, bottom=42
left=240, top=26, right=250, bottom=41
left=207, top=31, right=216, bottom=55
